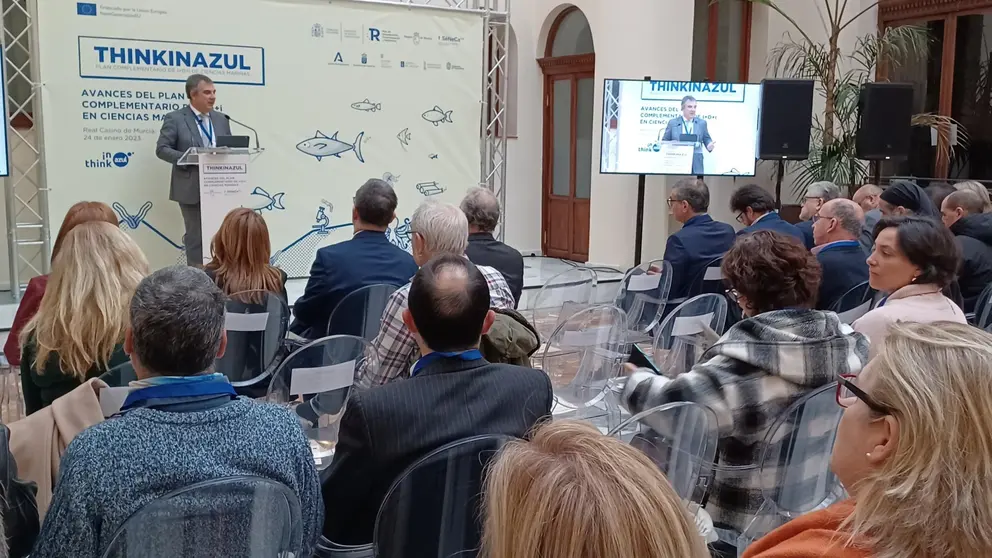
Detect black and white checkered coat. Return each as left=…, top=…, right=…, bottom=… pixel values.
left=623, top=309, right=869, bottom=534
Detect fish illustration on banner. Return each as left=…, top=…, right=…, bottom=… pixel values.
left=251, top=187, right=286, bottom=212
left=421, top=106, right=453, bottom=126
left=296, top=130, right=366, bottom=163
left=351, top=99, right=382, bottom=112
left=397, top=128, right=411, bottom=150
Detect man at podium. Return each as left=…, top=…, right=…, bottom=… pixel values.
left=661, top=95, right=715, bottom=175
left=155, top=74, right=232, bottom=265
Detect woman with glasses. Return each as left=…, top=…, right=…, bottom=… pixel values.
left=852, top=216, right=965, bottom=357
left=743, top=321, right=992, bottom=557
left=622, top=230, right=869, bottom=537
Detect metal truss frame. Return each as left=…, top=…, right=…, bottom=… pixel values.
left=1, top=0, right=511, bottom=301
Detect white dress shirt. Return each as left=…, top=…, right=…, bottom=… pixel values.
left=191, top=106, right=215, bottom=148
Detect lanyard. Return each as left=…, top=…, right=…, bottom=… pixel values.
left=682, top=118, right=693, bottom=134
left=195, top=114, right=214, bottom=147
left=411, top=349, right=484, bottom=377
left=122, top=379, right=236, bottom=410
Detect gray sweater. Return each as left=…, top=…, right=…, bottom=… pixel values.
left=31, top=398, right=323, bottom=557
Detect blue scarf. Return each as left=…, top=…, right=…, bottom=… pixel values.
left=123, top=373, right=236, bottom=411
left=411, top=350, right=484, bottom=377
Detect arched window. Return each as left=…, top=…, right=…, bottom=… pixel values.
left=691, top=0, right=753, bottom=82
left=546, top=8, right=594, bottom=58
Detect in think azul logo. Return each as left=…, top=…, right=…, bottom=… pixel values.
left=85, top=151, right=132, bottom=169
left=77, top=2, right=97, bottom=16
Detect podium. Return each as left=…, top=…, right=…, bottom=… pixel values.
left=178, top=147, right=265, bottom=264
left=657, top=141, right=696, bottom=175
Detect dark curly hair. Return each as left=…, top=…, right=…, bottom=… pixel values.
left=722, top=231, right=822, bottom=314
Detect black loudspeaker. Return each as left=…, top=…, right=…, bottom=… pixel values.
left=856, top=83, right=913, bottom=160
left=758, top=79, right=814, bottom=160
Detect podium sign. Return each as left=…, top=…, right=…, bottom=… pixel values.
left=199, top=153, right=252, bottom=264
left=659, top=141, right=695, bottom=175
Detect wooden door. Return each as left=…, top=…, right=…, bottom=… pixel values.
left=540, top=59, right=594, bottom=262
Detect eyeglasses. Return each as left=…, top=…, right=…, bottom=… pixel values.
left=837, top=374, right=893, bottom=415
left=667, top=198, right=684, bottom=208
left=725, top=288, right=740, bottom=303
left=735, top=212, right=745, bottom=224
left=812, top=212, right=834, bottom=224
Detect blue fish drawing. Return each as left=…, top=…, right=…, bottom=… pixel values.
left=296, top=130, right=365, bottom=163
left=351, top=99, right=381, bottom=112
left=251, top=187, right=285, bottom=212
left=422, top=106, right=453, bottom=126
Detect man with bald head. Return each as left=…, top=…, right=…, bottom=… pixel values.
left=323, top=254, right=552, bottom=545
left=853, top=184, right=883, bottom=255
left=811, top=198, right=869, bottom=310
left=941, top=190, right=992, bottom=312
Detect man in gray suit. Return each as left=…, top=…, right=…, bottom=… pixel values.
left=155, top=74, right=232, bottom=265
left=661, top=95, right=715, bottom=175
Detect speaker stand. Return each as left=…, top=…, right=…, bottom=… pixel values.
left=871, top=160, right=882, bottom=188
left=774, top=160, right=785, bottom=210
left=634, top=173, right=646, bottom=266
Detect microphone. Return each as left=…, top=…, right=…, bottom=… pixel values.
left=223, top=113, right=261, bottom=149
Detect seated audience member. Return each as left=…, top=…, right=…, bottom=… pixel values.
left=954, top=180, right=992, bottom=213
left=622, top=231, right=868, bottom=534
left=877, top=180, right=939, bottom=218
left=812, top=199, right=869, bottom=310
left=324, top=255, right=552, bottom=545
left=292, top=178, right=418, bottom=337
left=665, top=178, right=735, bottom=299
left=361, top=201, right=515, bottom=387
left=853, top=216, right=965, bottom=356
left=30, top=266, right=322, bottom=558
left=20, top=222, right=148, bottom=415
left=797, top=181, right=842, bottom=249
left=482, top=421, right=708, bottom=558
left=852, top=184, right=883, bottom=255
left=461, top=187, right=524, bottom=307
left=730, top=184, right=804, bottom=242
left=4, top=201, right=118, bottom=367
left=925, top=181, right=956, bottom=210
left=203, top=207, right=288, bottom=300
left=742, top=322, right=992, bottom=558
left=1, top=423, right=39, bottom=558
left=941, top=190, right=992, bottom=312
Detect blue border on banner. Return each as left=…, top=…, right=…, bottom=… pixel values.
left=77, top=36, right=266, bottom=87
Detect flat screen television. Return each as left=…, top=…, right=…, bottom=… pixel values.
left=600, top=79, right=761, bottom=177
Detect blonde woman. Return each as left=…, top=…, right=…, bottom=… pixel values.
left=19, top=222, right=148, bottom=415
left=482, top=421, right=708, bottom=558
left=954, top=180, right=992, bottom=213
left=743, top=321, right=992, bottom=558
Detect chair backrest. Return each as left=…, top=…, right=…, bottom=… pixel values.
left=326, top=284, right=399, bottom=340
left=539, top=304, right=627, bottom=411
left=972, top=283, right=992, bottom=330
left=689, top=256, right=725, bottom=296
left=652, top=294, right=728, bottom=377
left=220, top=290, right=290, bottom=387
left=528, top=267, right=598, bottom=342
left=608, top=402, right=719, bottom=503
left=829, top=281, right=874, bottom=324
left=266, top=335, right=378, bottom=469
left=100, top=476, right=303, bottom=558
left=614, top=259, right=673, bottom=335
left=373, top=435, right=512, bottom=558
left=758, top=382, right=844, bottom=517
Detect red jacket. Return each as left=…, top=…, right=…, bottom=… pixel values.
left=4, top=275, right=48, bottom=366
left=742, top=500, right=872, bottom=558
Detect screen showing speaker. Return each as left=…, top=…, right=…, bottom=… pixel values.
left=600, top=79, right=762, bottom=176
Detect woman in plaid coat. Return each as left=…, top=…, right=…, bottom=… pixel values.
left=623, top=231, right=869, bottom=536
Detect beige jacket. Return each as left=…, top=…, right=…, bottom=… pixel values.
left=8, top=378, right=105, bottom=518
left=853, top=283, right=967, bottom=357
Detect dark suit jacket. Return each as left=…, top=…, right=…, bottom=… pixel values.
left=155, top=106, right=233, bottom=205
left=466, top=232, right=524, bottom=308
left=739, top=212, right=805, bottom=243
left=292, top=231, right=418, bottom=335
left=815, top=241, right=869, bottom=310
left=665, top=214, right=736, bottom=299
left=322, top=357, right=552, bottom=545
left=796, top=220, right=816, bottom=249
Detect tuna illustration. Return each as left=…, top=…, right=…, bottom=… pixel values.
left=251, top=187, right=285, bottom=212
left=421, top=106, right=453, bottom=126
left=351, top=99, right=381, bottom=112
left=296, top=130, right=365, bottom=163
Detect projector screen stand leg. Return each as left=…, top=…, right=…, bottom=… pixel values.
left=634, top=173, right=646, bottom=266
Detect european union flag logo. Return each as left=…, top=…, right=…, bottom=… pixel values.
left=77, top=2, right=97, bottom=16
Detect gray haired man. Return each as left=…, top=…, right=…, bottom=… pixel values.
left=461, top=187, right=524, bottom=306
left=796, top=181, right=842, bottom=249
left=155, top=74, right=233, bottom=265
left=360, top=200, right=516, bottom=387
